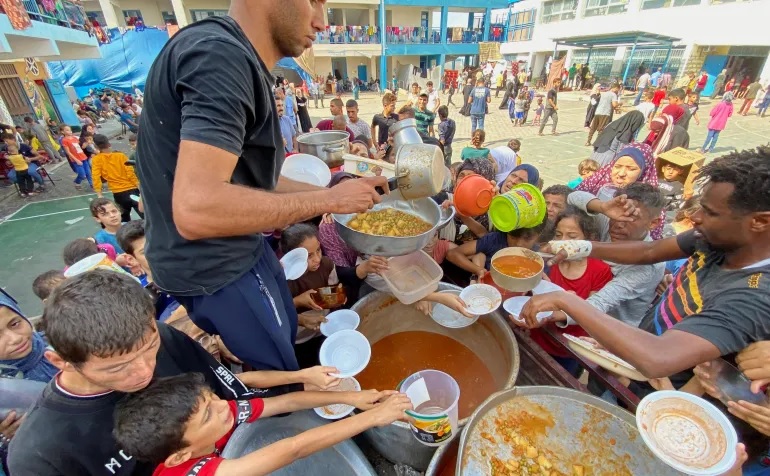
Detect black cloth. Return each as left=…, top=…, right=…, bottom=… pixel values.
left=584, top=93, right=600, bottom=127
left=8, top=324, right=264, bottom=476
left=678, top=104, right=693, bottom=131
left=498, top=81, right=514, bottom=109
left=113, top=188, right=143, bottom=223
left=296, top=96, right=312, bottom=133
left=592, top=111, right=645, bottom=153
left=668, top=125, right=690, bottom=152
left=459, top=85, right=473, bottom=116
left=135, top=16, right=284, bottom=297
left=371, top=112, right=398, bottom=147
left=546, top=88, right=558, bottom=109
left=658, top=179, right=684, bottom=211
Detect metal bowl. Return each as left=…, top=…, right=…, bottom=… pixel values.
left=296, top=131, right=349, bottom=168
left=332, top=191, right=455, bottom=257
left=489, top=247, right=544, bottom=293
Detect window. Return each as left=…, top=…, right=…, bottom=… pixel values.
left=641, top=0, right=700, bottom=8
left=190, top=9, right=228, bottom=22
left=541, top=0, right=577, bottom=23
left=161, top=11, right=177, bottom=24
left=86, top=10, right=106, bottom=25
left=584, top=0, right=629, bottom=17
left=122, top=9, right=142, bottom=20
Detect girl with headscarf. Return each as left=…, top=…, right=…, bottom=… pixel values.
left=318, top=173, right=359, bottom=268
left=584, top=84, right=602, bottom=128
left=499, top=163, right=540, bottom=194
left=591, top=111, right=646, bottom=166
left=645, top=115, right=689, bottom=157
left=0, top=292, right=57, bottom=382
left=577, top=142, right=665, bottom=239
left=460, top=129, right=490, bottom=161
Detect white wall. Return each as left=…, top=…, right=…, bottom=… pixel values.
left=388, top=6, right=429, bottom=28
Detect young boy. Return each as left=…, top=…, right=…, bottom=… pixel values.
left=635, top=91, right=656, bottom=124
left=60, top=125, right=93, bottom=190
left=114, top=373, right=411, bottom=476
left=31, top=269, right=66, bottom=302
left=686, top=93, right=701, bottom=126
left=660, top=88, right=688, bottom=125
left=651, top=85, right=667, bottom=117
left=437, top=105, right=455, bottom=166
left=7, top=143, right=36, bottom=197
left=658, top=160, right=686, bottom=212
left=62, top=237, right=118, bottom=266
left=90, top=197, right=125, bottom=253
left=567, top=158, right=599, bottom=189
left=91, top=134, right=142, bottom=222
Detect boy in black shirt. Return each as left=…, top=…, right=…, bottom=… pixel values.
left=113, top=374, right=410, bottom=476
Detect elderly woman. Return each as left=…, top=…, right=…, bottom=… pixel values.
left=577, top=142, right=665, bottom=239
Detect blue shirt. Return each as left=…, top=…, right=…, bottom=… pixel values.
left=650, top=71, right=662, bottom=87
left=285, top=95, right=296, bottom=120
left=94, top=229, right=124, bottom=254
left=278, top=115, right=296, bottom=153
left=470, top=87, right=490, bottom=116
left=567, top=177, right=583, bottom=189
left=476, top=232, right=508, bottom=269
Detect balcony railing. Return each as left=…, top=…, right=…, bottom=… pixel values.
left=315, top=25, right=380, bottom=44
left=11, top=0, right=90, bottom=30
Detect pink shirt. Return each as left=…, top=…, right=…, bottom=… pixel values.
left=707, top=101, right=733, bottom=131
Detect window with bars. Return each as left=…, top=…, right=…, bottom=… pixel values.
left=584, top=0, right=629, bottom=17
left=642, top=0, right=702, bottom=9
left=541, top=0, right=577, bottom=23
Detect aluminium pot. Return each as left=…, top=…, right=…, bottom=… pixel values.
left=332, top=190, right=455, bottom=257
left=389, top=142, right=447, bottom=200
left=296, top=131, right=349, bottom=168
left=390, top=117, right=423, bottom=150
left=350, top=283, right=520, bottom=471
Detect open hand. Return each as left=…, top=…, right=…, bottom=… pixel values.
left=0, top=411, right=24, bottom=440
left=298, top=309, right=326, bottom=330
left=350, top=389, right=398, bottom=411
left=368, top=393, right=413, bottom=426
left=736, top=341, right=770, bottom=393
left=359, top=256, right=389, bottom=275
left=519, top=292, right=566, bottom=328
left=301, top=366, right=340, bottom=390
left=693, top=361, right=724, bottom=400
left=726, top=400, right=770, bottom=436
left=295, top=290, right=323, bottom=312
left=599, top=194, right=640, bottom=222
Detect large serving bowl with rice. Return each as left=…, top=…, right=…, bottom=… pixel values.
left=332, top=190, right=455, bottom=257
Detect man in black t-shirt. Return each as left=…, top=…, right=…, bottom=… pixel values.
left=8, top=271, right=270, bottom=476
left=523, top=148, right=770, bottom=391
left=371, top=91, right=398, bottom=147
left=135, top=6, right=387, bottom=374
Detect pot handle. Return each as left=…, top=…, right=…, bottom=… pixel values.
left=375, top=177, right=399, bottom=195
left=323, top=145, right=345, bottom=154
left=436, top=206, right=456, bottom=230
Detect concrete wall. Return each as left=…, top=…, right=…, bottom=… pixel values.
left=314, top=56, right=379, bottom=81
left=388, top=6, right=430, bottom=28
left=83, top=0, right=172, bottom=26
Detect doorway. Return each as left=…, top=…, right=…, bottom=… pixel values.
left=331, top=58, right=348, bottom=80
left=357, top=64, right=368, bottom=82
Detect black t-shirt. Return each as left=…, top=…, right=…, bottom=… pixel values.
left=658, top=179, right=684, bottom=211
left=136, top=16, right=284, bottom=296
left=371, top=112, right=399, bottom=147
left=8, top=324, right=262, bottom=476
left=546, top=88, right=558, bottom=109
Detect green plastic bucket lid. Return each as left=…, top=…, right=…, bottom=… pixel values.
left=489, top=183, right=547, bottom=232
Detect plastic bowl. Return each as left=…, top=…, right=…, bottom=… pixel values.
left=313, top=377, right=361, bottom=420
left=319, top=330, right=371, bottom=378
left=321, top=310, right=360, bottom=337
left=489, top=247, right=544, bottom=293
left=281, top=153, right=332, bottom=187
left=636, top=390, right=738, bottom=476
left=459, top=284, right=502, bottom=316
left=279, top=248, right=309, bottom=280
left=453, top=173, right=495, bottom=217
left=311, top=284, right=346, bottom=309
left=430, top=290, right=479, bottom=329
left=531, top=279, right=565, bottom=295
left=503, top=296, right=552, bottom=323
left=701, top=358, right=768, bottom=405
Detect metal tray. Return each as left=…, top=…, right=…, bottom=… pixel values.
left=457, top=386, right=681, bottom=475
left=221, top=409, right=377, bottom=476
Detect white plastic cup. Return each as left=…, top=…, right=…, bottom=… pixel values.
left=64, top=253, right=133, bottom=278
left=399, top=370, right=460, bottom=447
left=0, top=377, right=46, bottom=419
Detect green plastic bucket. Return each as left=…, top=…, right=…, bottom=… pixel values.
left=488, top=183, right=547, bottom=232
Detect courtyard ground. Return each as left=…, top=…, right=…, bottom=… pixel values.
left=1, top=91, right=767, bottom=316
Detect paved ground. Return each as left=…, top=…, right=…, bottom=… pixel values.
left=1, top=91, right=767, bottom=316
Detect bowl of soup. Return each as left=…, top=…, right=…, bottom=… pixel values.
left=489, top=247, right=544, bottom=293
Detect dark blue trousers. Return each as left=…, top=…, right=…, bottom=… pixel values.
left=176, top=242, right=299, bottom=372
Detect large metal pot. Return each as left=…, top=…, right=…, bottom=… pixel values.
left=296, top=131, right=349, bottom=168
left=332, top=190, right=455, bottom=257
left=390, top=118, right=423, bottom=150
left=351, top=283, right=520, bottom=471
left=391, top=143, right=446, bottom=200
left=425, top=438, right=459, bottom=476
left=458, top=386, right=679, bottom=475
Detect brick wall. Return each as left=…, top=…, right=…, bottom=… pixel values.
left=676, top=45, right=707, bottom=84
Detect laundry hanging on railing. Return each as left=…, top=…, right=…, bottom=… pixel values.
left=2, top=0, right=32, bottom=30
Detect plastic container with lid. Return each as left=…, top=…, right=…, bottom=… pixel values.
left=381, top=250, right=443, bottom=305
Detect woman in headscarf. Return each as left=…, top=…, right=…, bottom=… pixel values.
left=591, top=111, right=646, bottom=166
left=295, top=88, right=313, bottom=133
left=577, top=142, right=665, bottom=239
left=499, top=163, right=540, bottom=193
left=318, top=172, right=359, bottom=267
left=645, top=115, right=689, bottom=157
left=459, top=78, right=474, bottom=116
left=584, top=84, right=602, bottom=128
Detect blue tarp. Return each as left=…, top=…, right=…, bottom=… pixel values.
left=47, top=27, right=170, bottom=96
left=48, top=25, right=312, bottom=98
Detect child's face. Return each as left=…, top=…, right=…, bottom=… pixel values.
left=554, top=216, right=586, bottom=241
left=95, top=203, right=122, bottom=229
left=129, top=140, right=137, bottom=150
left=544, top=193, right=567, bottom=222
left=580, top=169, right=596, bottom=180
left=662, top=163, right=684, bottom=181
left=668, top=96, right=682, bottom=105
left=62, top=126, right=72, bottom=136
left=128, top=236, right=150, bottom=277
left=0, top=307, right=33, bottom=360
left=301, top=236, right=323, bottom=272
left=173, top=391, right=233, bottom=462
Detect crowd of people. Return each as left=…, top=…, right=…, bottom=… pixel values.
left=2, top=3, right=770, bottom=475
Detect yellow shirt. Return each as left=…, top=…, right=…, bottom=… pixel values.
left=8, top=153, right=28, bottom=172
left=91, top=151, right=139, bottom=193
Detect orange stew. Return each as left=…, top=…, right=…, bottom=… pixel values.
left=492, top=255, right=541, bottom=278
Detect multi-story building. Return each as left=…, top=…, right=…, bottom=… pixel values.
left=81, top=0, right=511, bottom=88
left=500, top=0, right=769, bottom=95
left=0, top=1, right=98, bottom=125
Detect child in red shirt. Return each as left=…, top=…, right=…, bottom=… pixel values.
left=114, top=373, right=412, bottom=476
left=651, top=86, right=667, bottom=116
left=529, top=206, right=613, bottom=374
left=60, top=125, right=93, bottom=190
